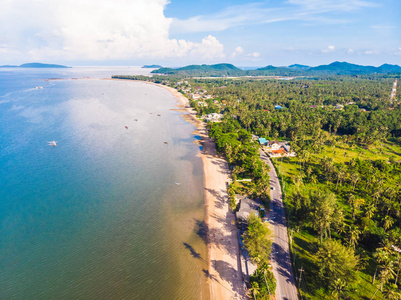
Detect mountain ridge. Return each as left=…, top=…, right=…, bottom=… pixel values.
left=0, top=62, right=70, bottom=68
left=152, top=61, right=401, bottom=76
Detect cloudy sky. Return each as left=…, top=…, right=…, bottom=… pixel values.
left=0, top=0, right=400, bottom=67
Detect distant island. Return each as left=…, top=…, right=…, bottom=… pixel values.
left=0, top=62, right=70, bottom=68
left=142, top=64, right=163, bottom=68
left=151, top=61, right=401, bottom=77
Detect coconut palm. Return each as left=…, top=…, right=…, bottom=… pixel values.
left=331, top=278, right=347, bottom=300
left=249, top=282, right=260, bottom=300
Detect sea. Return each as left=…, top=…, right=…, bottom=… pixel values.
left=0, top=67, right=209, bottom=299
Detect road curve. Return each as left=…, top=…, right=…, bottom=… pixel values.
left=260, top=150, right=298, bottom=300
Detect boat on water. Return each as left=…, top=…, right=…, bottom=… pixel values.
left=164, top=141, right=168, bottom=144
left=125, top=126, right=128, bottom=129
left=157, top=114, right=161, bottom=116
left=47, top=141, right=57, bottom=147
left=175, top=182, right=181, bottom=185
left=35, top=86, right=43, bottom=89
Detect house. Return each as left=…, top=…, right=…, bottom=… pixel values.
left=203, top=113, right=222, bottom=122
left=336, top=104, right=344, bottom=110
left=236, top=198, right=260, bottom=222
left=266, top=141, right=281, bottom=150
left=197, top=101, right=207, bottom=107
left=191, top=93, right=201, bottom=100
left=258, top=138, right=268, bottom=145
left=274, top=105, right=284, bottom=110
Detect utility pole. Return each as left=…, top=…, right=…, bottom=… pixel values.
left=264, top=273, right=272, bottom=299
left=298, top=267, right=304, bottom=289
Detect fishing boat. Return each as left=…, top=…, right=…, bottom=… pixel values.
left=175, top=182, right=181, bottom=185
left=164, top=141, right=168, bottom=144
left=47, top=141, right=57, bottom=147
left=125, top=126, right=128, bottom=129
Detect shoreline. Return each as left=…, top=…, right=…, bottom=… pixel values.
left=146, top=81, right=246, bottom=299
left=58, top=77, right=245, bottom=299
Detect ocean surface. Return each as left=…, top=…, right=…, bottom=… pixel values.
left=0, top=67, right=209, bottom=299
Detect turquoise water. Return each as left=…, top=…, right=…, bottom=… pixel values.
left=0, top=68, right=209, bottom=299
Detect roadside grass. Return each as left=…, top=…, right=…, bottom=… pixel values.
left=290, top=225, right=385, bottom=299
left=315, top=140, right=401, bottom=164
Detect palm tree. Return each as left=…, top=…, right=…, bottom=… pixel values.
left=373, top=248, right=389, bottom=284
left=249, top=282, right=260, bottom=300
left=350, top=173, right=359, bottom=190
left=384, top=216, right=394, bottom=232
left=348, top=225, right=361, bottom=250
left=331, top=278, right=347, bottom=300
left=379, top=261, right=395, bottom=291
left=384, top=284, right=401, bottom=300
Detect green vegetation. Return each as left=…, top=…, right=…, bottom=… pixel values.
left=244, top=213, right=276, bottom=299
left=149, top=61, right=401, bottom=77
left=244, top=213, right=273, bottom=263
left=113, top=71, right=401, bottom=299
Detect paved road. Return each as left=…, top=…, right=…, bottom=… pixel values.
left=260, top=150, right=298, bottom=300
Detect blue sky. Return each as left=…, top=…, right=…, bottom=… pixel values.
left=0, top=0, right=400, bottom=66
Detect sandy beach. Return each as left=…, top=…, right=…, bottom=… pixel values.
left=155, top=83, right=246, bottom=300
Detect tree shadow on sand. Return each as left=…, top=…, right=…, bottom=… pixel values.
left=204, top=188, right=226, bottom=209
left=211, top=259, right=244, bottom=296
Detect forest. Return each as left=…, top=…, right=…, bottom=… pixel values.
left=113, top=73, right=401, bottom=299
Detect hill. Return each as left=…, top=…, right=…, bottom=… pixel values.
left=0, top=62, right=70, bottom=68
left=142, top=65, right=163, bottom=68
left=149, top=61, right=401, bottom=77
left=152, top=63, right=243, bottom=76
left=309, top=61, right=401, bottom=75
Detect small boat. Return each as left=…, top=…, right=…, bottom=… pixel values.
left=157, top=114, right=161, bottom=116
left=175, top=182, right=181, bottom=185
left=164, top=141, right=168, bottom=144
left=35, top=86, right=43, bottom=89
left=125, top=126, right=128, bottom=129
left=47, top=141, right=57, bottom=147
left=134, top=119, right=138, bottom=121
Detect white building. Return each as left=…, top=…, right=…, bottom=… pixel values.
left=203, top=113, right=223, bottom=122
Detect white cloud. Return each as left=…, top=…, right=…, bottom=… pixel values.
left=364, top=50, right=377, bottom=55
left=348, top=48, right=354, bottom=53
left=0, top=0, right=225, bottom=62
left=396, top=47, right=401, bottom=55
left=322, top=45, right=336, bottom=53
left=232, top=46, right=244, bottom=57
left=248, top=52, right=261, bottom=58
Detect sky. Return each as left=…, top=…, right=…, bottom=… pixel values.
left=0, top=0, right=400, bottom=67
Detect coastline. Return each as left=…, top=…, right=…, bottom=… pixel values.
left=148, top=81, right=246, bottom=299
left=107, top=78, right=246, bottom=299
